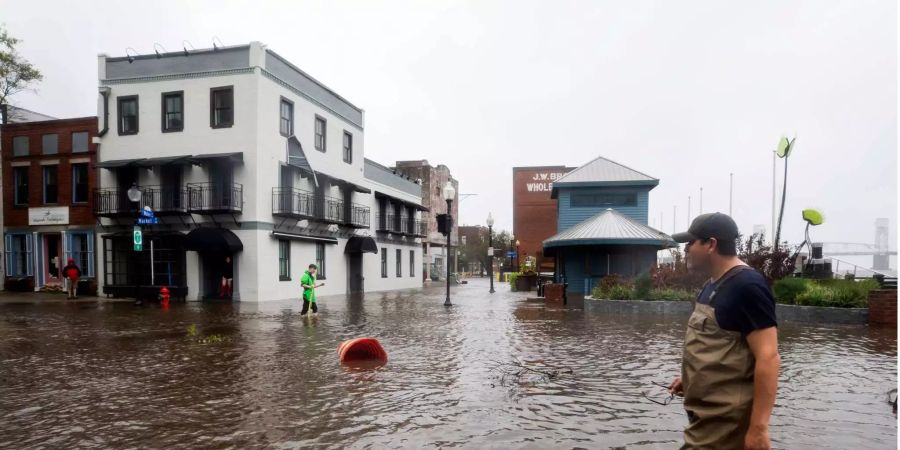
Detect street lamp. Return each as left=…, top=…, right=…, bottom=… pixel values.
left=442, top=181, right=455, bottom=306
left=487, top=212, right=495, bottom=294
left=127, top=183, right=142, bottom=204
left=515, top=239, right=521, bottom=270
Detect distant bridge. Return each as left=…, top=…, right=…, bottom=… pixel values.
left=821, top=242, right=897, bottom=257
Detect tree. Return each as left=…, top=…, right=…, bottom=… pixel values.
left=0, top=25, right=43, bottom=117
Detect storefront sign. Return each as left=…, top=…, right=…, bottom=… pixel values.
left=28, top=207, right=69, bottom=225
left=524, top=171, right=568, bottom=193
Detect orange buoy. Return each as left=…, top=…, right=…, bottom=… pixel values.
left=338, top=337, right=388, bottom=363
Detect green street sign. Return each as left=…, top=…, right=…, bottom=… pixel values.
left=134, top=226, right=143, bottom=251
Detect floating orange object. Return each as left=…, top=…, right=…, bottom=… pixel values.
left=338, top=338, right=388, bottom=363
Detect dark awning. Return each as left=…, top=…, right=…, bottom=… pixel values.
left=190, top=152, right=243, bottom=165
left=317, top=172, right=371, bottom=194
left=184, top=227, right=243, bottom=253
left=95, top=158, right=146, bottom=169
left=136, top=155, right=193, bottom=167
left=374, top=191, right=428, bottom=211
left=287, top=136, right=314, bottom=173
left=345, top=236, right=378, bottom=254
left=271, top=231, right=338, bottom=244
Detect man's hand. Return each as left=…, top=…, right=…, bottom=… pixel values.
left=744, top=425, right=770, bottom=449
left=668, top=377, right=683, bottom=395
left=317, top=282, right=325, bottom=287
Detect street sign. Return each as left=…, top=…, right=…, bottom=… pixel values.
left=139, top=206, right=155, bottom=219
left=488, top=247, right=494, bottom=256
left=133, top=226, right=143, bottom=251
left=137, top=217, right=159, bottom=225
left=507, top=251, right=516, bottom=258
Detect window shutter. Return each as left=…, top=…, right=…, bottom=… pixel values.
left=25, top=234, right=33, bottom=277
left=4, top=234, right=11, bottom=277
left=65, top=233, right=72, bottom=268
left=87, top=234, right=95, bottom=277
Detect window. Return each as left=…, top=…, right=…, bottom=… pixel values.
left=42, top=134, right=58, bottom=155
left=316, top=242, right=326, bottom=280
left=67, top=232, right=94, bottom=277
left=380, top=248, right=387, bottom=278
left=12, top=136, right=29, bottom=157
left=342, top=131, right=353, bottom=164
left=396, top=249, right=402, bottom=277
left=71, top=132, right=89, bottom=153
left=43, top=165, right=58, bottom=204
left=280, top=98, right=294, bottom=136
left=161, top=91, right=184, bottom=132
left=210, top=86, right=234, bottom=128
left=117, top=96, right=139, bottom=135
left=4, top=234, right=33, bottom=277
left=314, top=116, right=326, bottom=152
left=571, top=192, right=638, bottom=208
left=278, top=239, right=291, bottom=281
left=72, top=163, right=89, bottom=204
left=13, top=167, right=28, bottom=206
left=410, top=250, right=415, bottom=277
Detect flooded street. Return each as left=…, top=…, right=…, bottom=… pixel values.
left=0, top=278, right=896, bottom=449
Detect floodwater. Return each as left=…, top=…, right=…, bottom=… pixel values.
left=0, top=279, right=896, bottom=449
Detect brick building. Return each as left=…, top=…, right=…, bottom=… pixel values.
left=394, top=160, right=458, bottom=281
left=0, top=116, right=98, bottom=291
left=512, top=165, right=575, bottom=272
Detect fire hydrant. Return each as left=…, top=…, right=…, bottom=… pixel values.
left=159, top=286, right=170, bottom=309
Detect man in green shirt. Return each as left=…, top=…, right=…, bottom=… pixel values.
left=301, top=264, right=324, bottom=316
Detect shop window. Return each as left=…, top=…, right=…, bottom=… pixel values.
left=5, top=234, right=33, bottom=277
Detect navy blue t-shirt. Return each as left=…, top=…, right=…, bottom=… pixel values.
left=696, top=268, right=778, bottom=335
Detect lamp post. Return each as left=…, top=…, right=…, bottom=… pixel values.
left=487, top=212, right=495, bottom=294
left=442, top=181, right=455, bottom=306
left=515, top=239, right=521, bottom=270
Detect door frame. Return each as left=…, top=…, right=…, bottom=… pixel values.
left=42, top=233, right=62, bottom=284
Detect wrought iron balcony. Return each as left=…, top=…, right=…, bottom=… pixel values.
left=141, top=185, right=189, bottom=214
left=411, top=219, right=427, bottom=237
left=322, top=196, right=344, bottom=223
left=272, top=187, right=315, bottom=218
left=187, top=182, right=243, bottom=214
left=93, top=188, right=137, bottom=217
left=348, top=204, right=371, bottom=228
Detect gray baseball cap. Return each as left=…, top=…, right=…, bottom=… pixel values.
left=672, top=212, right=740, bottom=243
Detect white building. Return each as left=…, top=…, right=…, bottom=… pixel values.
left=94, top=42, right=424, bottom=301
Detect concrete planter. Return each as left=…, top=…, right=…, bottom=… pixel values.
left=584, top=297, right=869, bottom=325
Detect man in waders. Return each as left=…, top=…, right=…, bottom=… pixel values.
left=300, top=264, right=324, bottom=317
left=668, top=213, right=780, bottom=450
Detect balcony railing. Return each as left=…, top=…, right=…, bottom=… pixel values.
left=94, top=188, right=136, bottom=217
left=348, top=204, right=371, bottom=228
left=141, top=185, right=189, bottom=214
left=411, top=220, right=427, bottom=237
left=272, top=187, right=315, bottom=218
left=187, top=182, right=243, bottom=214
left=375, top=214, right=424, bottom=236
left=322, top=196, right=344, bottom=223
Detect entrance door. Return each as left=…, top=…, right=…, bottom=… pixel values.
left=44, top=234, right=62, bottom=284
left=348, top=253, right=364, bottom=294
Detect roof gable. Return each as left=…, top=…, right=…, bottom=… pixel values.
left=551, top=156, right=658, bottom=198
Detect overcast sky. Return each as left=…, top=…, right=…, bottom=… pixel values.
left=4, top=0, right=897, bottom=267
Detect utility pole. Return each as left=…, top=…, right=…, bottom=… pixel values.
left=771, top=150, right=776, bottom=245
left=729, top=173, right=733, bottom=216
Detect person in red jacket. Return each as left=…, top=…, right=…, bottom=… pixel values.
left=62, top=258, right=81, bottom=299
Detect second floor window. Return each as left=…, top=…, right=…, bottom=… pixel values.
left=162, top=91, right=184, bottom=132
left=314, top=116, right=326, bottom=151
left=43, top=165, right=58, bottom=204
left=42, top=134, right=58, bottom=155
left=118, top=96, right=139, bottom=135
left=71, top=132, right=89, bottom=153
left=13, top=167, right=28, bottom=206
left=280, top=98, right=293, bottom=136
left=343, top=131, right=353, bottom=164
left=210, top=86, right=234, bottom=128
left=72, top=163, right=89, bottom=204
left=12, top=136, right=28, bottom=157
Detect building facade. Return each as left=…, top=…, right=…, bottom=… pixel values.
left=512, top=165, right=575, bottom=273
left=0, top=116, right=98, bottom=292
left=95, top=42, right=423, bottom=302
left=393, top=160, right=458, bottom=281
left=543, top=156, right=674, bottom=296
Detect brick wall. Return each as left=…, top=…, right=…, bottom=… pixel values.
left=868, top=289, right=897, bottom=327
left=512, top=166, right=574, bottom=270
left=1, top=117, right=98, bottom=227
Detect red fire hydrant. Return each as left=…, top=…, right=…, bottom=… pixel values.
left=159, top=286, right=170, bottom=309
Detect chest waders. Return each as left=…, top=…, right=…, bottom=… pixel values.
left=681, top=265, right=756, bottom=450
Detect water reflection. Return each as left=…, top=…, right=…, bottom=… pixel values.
left=0, top=279, right=895, bottom=449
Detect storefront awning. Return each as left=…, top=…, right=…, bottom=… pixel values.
left=184, top=227, right=243, bottom=253
left=95, top=158, right=146, bottom=169
left=374, top=191, right=428, bottom=211
left=270, top=231, right=338, bottom=244
left=317, top=172, right=371, bottom=194
left=190, top=152, right=243, bottom=165
left=345, top=236, right=378, bottom=254
left=136, top=155, right=193, bottom=167
left=543, top=208, right=675, bottom=251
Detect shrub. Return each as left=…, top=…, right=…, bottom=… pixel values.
left=508, top=272, right=519, bottom=291
left=773, top=278, right=809, bottom=305
left=634, top=272, right=652, bottom=299
left=795, top=283, right=833, bottom=307
left=592, top=283, right=634, bottom=300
